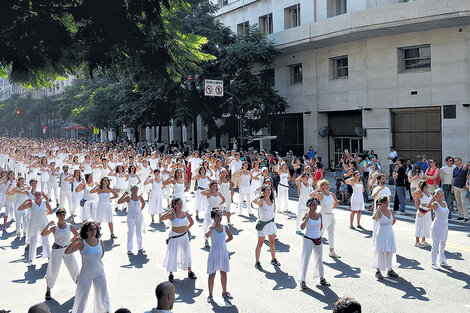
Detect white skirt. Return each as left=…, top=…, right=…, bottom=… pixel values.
left=257, top=220, right=276, bottom=237
left=373, top=251, right=397, bottom=271
left=207, top=246, right=230, bottom=274
left=94, top=201, right=113, bottom=223
left=163, top=231, right=192, bottom=272
left=415, top=212, right=432, bottom=238
left=350, top=192, right=364, bottom=211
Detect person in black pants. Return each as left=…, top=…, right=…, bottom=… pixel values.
left=393, top=158, right=407, bottom=215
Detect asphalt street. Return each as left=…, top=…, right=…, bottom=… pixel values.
left=1, top=191, right=470, bottom=313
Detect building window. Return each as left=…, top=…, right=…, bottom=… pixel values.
left=330, top=56, right=348, bottom=80
left=217, top=0, right=228, bottom=7
left=237, top=21, right=249, bottom=36
left=284, top=4, right=300, bottom=30
left=328, top=0, right=347, bottom=18
left=398, top=45, right=431, bottom=72
left=260, top=69, right=275, bottom=87
left=289, top=64, right=303, bottom=85
left=443, top=105, right=456, bottom=119
left=259, top=13, right=273, bottom=35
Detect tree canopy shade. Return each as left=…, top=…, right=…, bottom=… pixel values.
left=0, top=0, right=214, bottom=87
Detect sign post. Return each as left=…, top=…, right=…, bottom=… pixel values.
left=204, top=80, right=224, bottom=97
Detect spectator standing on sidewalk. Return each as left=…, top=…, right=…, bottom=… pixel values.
left=393, top=158, right=407, bottom=215
left=387, top=146, right=398, bottom=185
left=452, top=158, right=468, bottom=222
left=424, top=159, right=440, bottom=193
left=440, top=156, right=456, bottom=219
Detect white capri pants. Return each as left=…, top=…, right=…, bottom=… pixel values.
left=29, top=234, right=50, bottom=261
left=127, top=215, right=144, bottom=251
left=46, top=247, right=79, bottom=288
left=431, top=240, right=447, bottom=265
left=72, top=269, right=110, bottom=313
left=4, top=200, right=15, bottom=219
left=71, top=191, right=84, bottom=217
left=14, top=208, right=28, bottom=237
left=277, top=185, right=289, bottom=212
left=237, top=192, right=252, bottom=215
left=48, top=179, right=59, bottom=202
left=82, top=199, right=98, bottom=222
left=60, top=188, right=73, bottom=211
left=299, top=237, right=324, bottom=281
left=320, top=213, right=336, bottom=250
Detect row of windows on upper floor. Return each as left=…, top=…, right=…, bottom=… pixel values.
left=260, top=45, right=430, bottom=87
left=228, top=0, right=416, bottom=35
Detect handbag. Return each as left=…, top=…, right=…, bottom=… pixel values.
left=255, top=218, right=275, bottom=231
left=80, top=199, right=87, bottom=207
left=304, top=235, right=322, bottom=246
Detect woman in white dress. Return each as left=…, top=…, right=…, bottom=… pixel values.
left=233, top=162, right=252, bottom=215
left=41, top=208, right=79, bottom=301
left=65, top=222, right=110, bottom=313
left=205, top=208, right=234, bottom=303
left=76, top=174, right=98, bottom=224
left=201, top=182, right=225, bottom=248
left=412, top=180, right=432, bottom=248
left=275, top=162, right=291, bottom=213
left=295, top=173, right=312, bottom=235
left=39, top=156, right=50, bottom=196
left=91, top=177, right=119, bottom=240
left=218, top=169, right=234, bottom=224
left=161, top=163, right=172, bottom=208
left=117, top=186, right=145, bottom=255
left=92, top=156, right=103, bottom=184
left=3, top=171, right=16, bottom=231
left=250, top=161, right=262, bottom=201
left=145, top=169, right=164, bottom=223
left=0, top=171, right=7, bottom=231
left=66, top=170, right=84, bottom=223
left=372, top=195, right=399, bottom=280
left=163, top=169, right=189, bottom=213
left=427, top=188, right=451, bottom=269
left=110, top=165, right=127, bottom=212
left=346, top=171, right=365, bottom=230
left=13, top=177, right=30, bottom=238
left=126, top=165, right=141, bottom=192
left=81, top=154, right=93, bottom=175
left=192, top=167, right=210, bottom=220
left=137, top=159, right=152, bottom=200
left=18, top=191, right=52, bottom=266
left=252, top=185, right=280, bottom=269
left=311, top=179, right=340, bottom=258
left=161, top=198, right=197, bottom=282
left=299, top=198, right=331, bottom=290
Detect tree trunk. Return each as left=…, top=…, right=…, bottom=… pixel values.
left=134, top=125, right=139, bottom=143
left=215, top=127, right=221, bottom=149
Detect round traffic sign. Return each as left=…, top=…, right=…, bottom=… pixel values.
left=205, top=85, right=213, bottom=95
left=215, top=86, right=222, bottom=95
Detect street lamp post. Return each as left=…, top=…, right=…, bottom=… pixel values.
left=224, top=91, right=243, bottom=149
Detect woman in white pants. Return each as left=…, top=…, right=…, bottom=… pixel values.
left=427, top=189, right=451, bottom=269
left=18, top=191, right=51, bottom=266
left=311, top=179, right=340, bottom=258
left=67, top=170, right=84, bottom=223
left=3, top=171, right=16, bottom=231
left=14, top=177, right=30, bottom=238
left=275, top=162, right=291, bottom=213
left=47, top=162, right=60, bottom=207
left=41, top=208, right=79, bottom=301
left=59, top=165, right=73, bottom=212
left=295, top=173, right=312, bottom=235
left=117, top=186, right=145, bottom=255
left=372, top=195, right=399, bottom=280
left=39, top=157, right=50, bottom=196
left=65, top=222, right=110, bottom=313
left=299, top=198, right=330, bottom=289
left=234, top=162, right=252, bottom=215
left=76, top=174, right=99, bottom=224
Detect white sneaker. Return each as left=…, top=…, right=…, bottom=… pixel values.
left=329, top=251, right=341, bottom=258
left=431, top=264, right=438, bottom=270
left=440, top=263, right=451, bottom=268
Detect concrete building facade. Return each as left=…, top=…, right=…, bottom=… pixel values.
left=212, top=0, right=470, bottom=168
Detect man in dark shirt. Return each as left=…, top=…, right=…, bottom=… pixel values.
left=452, top=157, right=468, bottom=221
left=393, top=157, right=407, bottom=214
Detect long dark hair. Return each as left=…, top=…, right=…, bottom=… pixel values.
left=261, top=184, right=274, bottom=202
left=99, top=177, right=111, bottom=189
left=80, top=221, right=101, bottom=239
left=411, top=164, right=421, bottom=177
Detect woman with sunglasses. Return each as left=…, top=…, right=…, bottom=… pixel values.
left=206, top=208, right=234, bottom=303
left=372, top=195, right=398, bottom=280
left=18, top=191, right=52, bottom=266
left=41, top=208, right=79, bottom=301
left=425, top=159, right=440, bottom=193
left=299, top=198, right=330, bottom=290
left=427, top=188, right=451, bottom=269
left=65, top=222, right=110, bottom=313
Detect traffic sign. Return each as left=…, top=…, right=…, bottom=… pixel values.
left=204, top=80, right=223, bottom=97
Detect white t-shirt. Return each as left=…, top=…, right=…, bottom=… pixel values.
left=372, top=185, right=391, bottom=200
left=230, top=159, right=243, bottom=173
left=440, top=165, right=456, bottom=185
left=188, top=157, right=202, bottom=173
left=388, top=151, right=397, bottom=164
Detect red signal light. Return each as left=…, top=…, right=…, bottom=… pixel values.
left=16, top=110, right=21, bottom=115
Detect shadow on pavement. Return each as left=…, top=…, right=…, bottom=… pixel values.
left=264, top=239, right=290, bottom=253
left=227, top=225, right=243, bottom=236
left=301, top=285, right=339, bottom=310
left=324, top=258, right=361, bottom=278
left=438, top=267, right=470, bottom=289
left=11, top=263, right=47, bottom=284
left=121, top=252, right=150, bottom=269
left=238, top=215, right=257, bottom=223
left=445, top=251, right=464, bottom=261
left=259, top=266, right=296, bottom=290
left=148, top=222, right=167, bottom=233
left=45, top=297, right=74, bottom=312
left=210, top=298, right=239, bottom=312
left=380, top=276, right=429, bottom=301
left=174, top=277, right=203, bottom=304
left=103, top=239, right=120, bottom=252
left=396, top=254, right=424, bottom=271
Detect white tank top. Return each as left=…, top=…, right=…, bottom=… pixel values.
left=210, top=225, right=227, bottom=249
left=128, top=175, right=138, bottom=188
left=305, top=216, right=322, bottom=238
left=98, top=192, right=110, bottom=203
left=54, top=223, right=72, bottom=246
left=81, top=239, right=104, bottom=273
left=207, top=194, right=221, bottom=211
left=171, top=213, right=188, bottom=227
left=299, top=182, right=312, bottom=199
left=15, top=187, right=29, bottom=205
left=83, top=184, right=97, bottom=201
left=259, top=199, right=275, bottom=221
left=320, top=192, right=335, bottom=214
left=219, top=181, right=230, bottom=195
left=279, top=172, right=289, bottom=186
left=419, top=192, right=432, bottom=208
left=174, top=182, right=185, bottom=195
left=199, top=177, right=209, bottom=189
left=152, top=180, right=162, bottom=192
left=128, top=199, right=142, bottom=217
left=72, top=179, right=82, bottom=193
